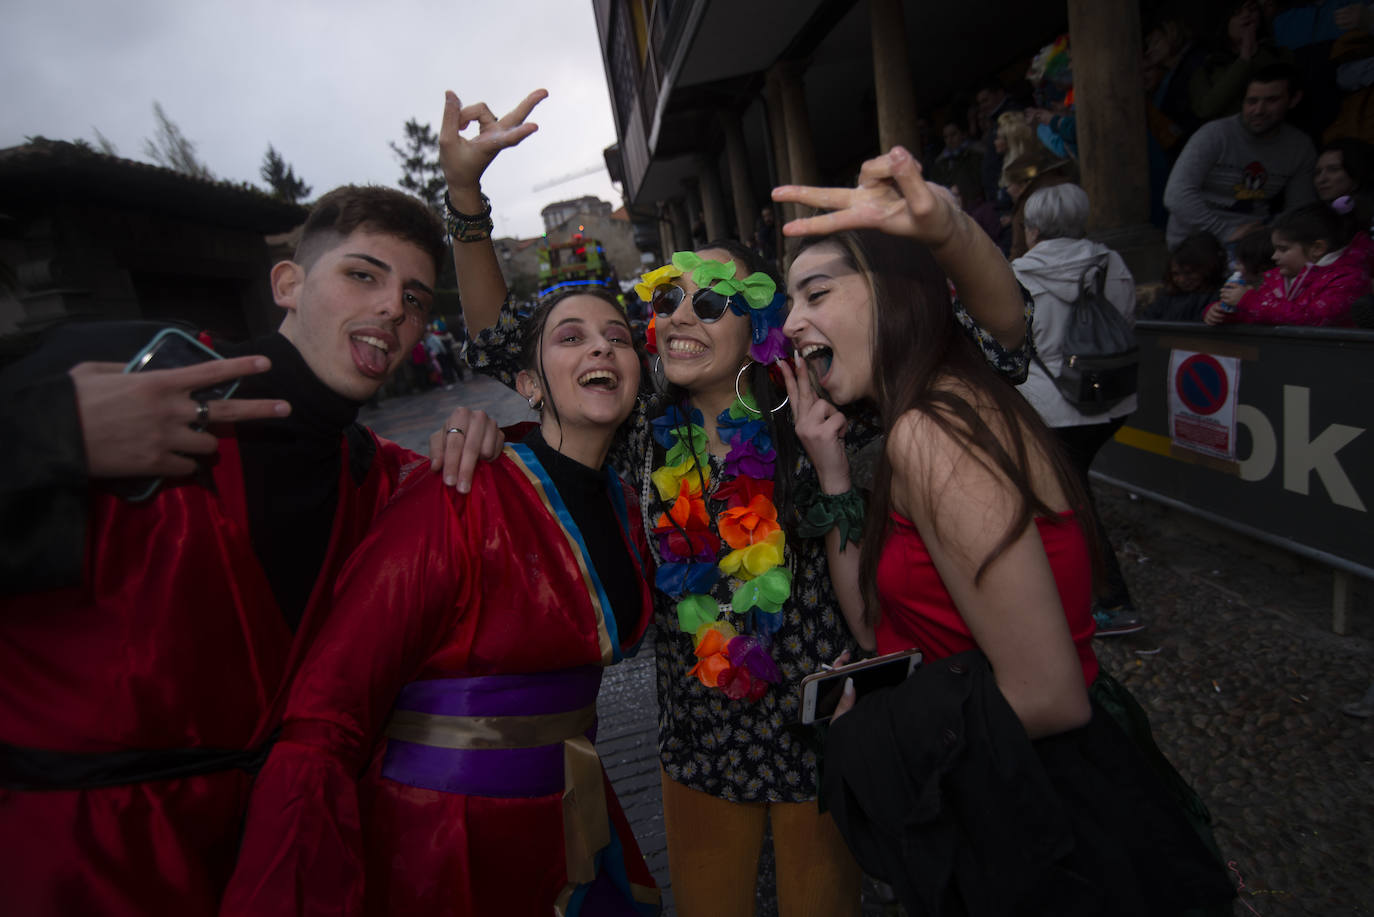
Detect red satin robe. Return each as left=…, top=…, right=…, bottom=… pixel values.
left=222, top=447, right=658, bottom=916
left=0, top=432, right=413, bottom=917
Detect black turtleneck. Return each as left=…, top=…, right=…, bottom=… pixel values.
left=521, top=429, right=640, bottom=642
left=223, top=334, right=363, bottom=632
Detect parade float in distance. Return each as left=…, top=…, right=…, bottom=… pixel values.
left=536, top=232, right=616, bottom=299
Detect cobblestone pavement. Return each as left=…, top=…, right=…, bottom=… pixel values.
left=362, top=379, right=1373, bottom=916
left=359, top=372, right=539, bottom=448
left=1083, top=485, right=1373, bottom=917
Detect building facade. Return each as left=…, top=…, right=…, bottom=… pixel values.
left=592, top=0, right=1160, bottom=275
left=541, top=195, right=615, bottom=234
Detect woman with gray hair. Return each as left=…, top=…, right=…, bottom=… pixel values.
left=1013, top=183, right=1143, bottom=637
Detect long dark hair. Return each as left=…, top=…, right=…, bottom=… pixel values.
left=654, top=238, right=799, bottom=536
left=794, top=230, right=1094, bottom=628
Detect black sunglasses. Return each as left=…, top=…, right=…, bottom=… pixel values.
left=651, top=283, right=738, bottom=323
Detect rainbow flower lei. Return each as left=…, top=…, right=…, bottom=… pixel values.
left=637, top=253, right=792, bottom=702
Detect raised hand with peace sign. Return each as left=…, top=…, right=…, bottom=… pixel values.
left=441, top=88, right=549, bottom=344
left=772, top=146, right=964, bottom=248
left=439, top=88, right=547, bottom=204
left=773, top=146, right=1026, bottom=353
left=70, top=356, right=287, bottom=478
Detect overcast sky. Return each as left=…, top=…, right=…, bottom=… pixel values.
left=1, top=0, right=623, bottom=239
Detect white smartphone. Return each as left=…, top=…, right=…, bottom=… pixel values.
left=799, top=648, right=922, bottom=725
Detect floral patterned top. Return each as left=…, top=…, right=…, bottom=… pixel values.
left=466, top=294, right=1032, bottom=802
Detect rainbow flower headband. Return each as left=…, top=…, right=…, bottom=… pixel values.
left=635, top=252, right=788, bottom=364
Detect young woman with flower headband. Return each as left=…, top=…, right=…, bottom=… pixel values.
left=438, top=133, right=1030, bottom=913
left=773, top=147, right=1234, bottom=916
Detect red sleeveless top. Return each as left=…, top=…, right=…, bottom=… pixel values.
left=875, top=511, right=1099, bottom=686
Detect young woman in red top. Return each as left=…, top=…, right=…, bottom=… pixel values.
left=775, top=147, right=1097, bottom=737
left=770, top=149, right=1234, bottom=915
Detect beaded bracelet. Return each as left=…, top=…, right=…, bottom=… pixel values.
left=796, top=482, right=866, bottom=547
left=444, top=191, right=494, bottom=243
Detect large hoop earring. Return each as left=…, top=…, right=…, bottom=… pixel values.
left=650, top=354, right=668, bottom=395
left=734, top=362, right=788, bottom=416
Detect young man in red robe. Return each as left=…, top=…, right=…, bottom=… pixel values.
left=0, top=181, right=458, bottom=916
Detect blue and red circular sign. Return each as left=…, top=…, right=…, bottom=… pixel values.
left=1175, top=353, right=1228, bottom=415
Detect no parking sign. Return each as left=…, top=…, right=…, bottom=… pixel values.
left=1168, top=350, right=1241, bottom=459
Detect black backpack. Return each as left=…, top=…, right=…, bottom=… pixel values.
left=1032, top=263, right=1138, bottom=413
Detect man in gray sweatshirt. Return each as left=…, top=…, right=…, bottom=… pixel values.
left=1163, top=63, right=1316, bottom=249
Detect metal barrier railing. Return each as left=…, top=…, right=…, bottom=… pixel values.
left=1091, top=321, right=1374, bottom=633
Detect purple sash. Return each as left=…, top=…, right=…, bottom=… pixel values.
left=380, top=666, right=602, bottom=798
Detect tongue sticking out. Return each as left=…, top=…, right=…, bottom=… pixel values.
left=803, top=348, right=835, bottom=399
left=351, top=337, right=390, bottom=377
left=805, top=347, right=833, bottom=380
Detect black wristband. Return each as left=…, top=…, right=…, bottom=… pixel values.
left=444, top=191, right=494, bottom=243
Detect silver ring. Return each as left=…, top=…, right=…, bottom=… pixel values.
left=446, top=426, right=464, bottom=436
left=193, top=400, right=210, bottom=429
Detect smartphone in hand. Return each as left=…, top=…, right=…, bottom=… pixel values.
left=799, top=648, right=922, bottom=724
left=126, top=327, right=240, bottom=400
left=116, top=327, right=237, bottom=501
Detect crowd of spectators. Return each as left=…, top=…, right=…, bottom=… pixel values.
left=400, top=317, right=466, bottom=395
left=920, top=0, right=1374, bottom=329
left=893, top=2, right=1374, bottom=639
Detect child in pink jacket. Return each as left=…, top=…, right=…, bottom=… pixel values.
left=1205, top=202, right=1372, bottom=327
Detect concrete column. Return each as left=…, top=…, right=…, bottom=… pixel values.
left=766, top=59, right=820, bottom=231
left=657, top=203, right=674, bottom=260
left=762, top=76, right=793, bottom=223
left=669, top=198, right=692, bottom=254
left=770, top=60, right=819, bottom=188
left=697, top=156, right=729, bottom=242
left=1066, top=0, right=1149, bottom=231
left=683, top=180, right=705, bottom=247
left=869, top=0, right=919, bottom=154
left=722, top=113, right=756, bottom=244
left=1067, top=0, right=1166, bottom=278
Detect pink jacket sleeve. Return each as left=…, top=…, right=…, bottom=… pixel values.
left=1236, top=259, right=1367, bottom=327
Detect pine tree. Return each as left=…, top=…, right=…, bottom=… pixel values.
left=92, top=128, right=118, bottom=156
left=260, top=145, right=312, bottom=204
left=389, top=119, right=445, bottom=214
left=142, top=102, right=213, bottom=179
